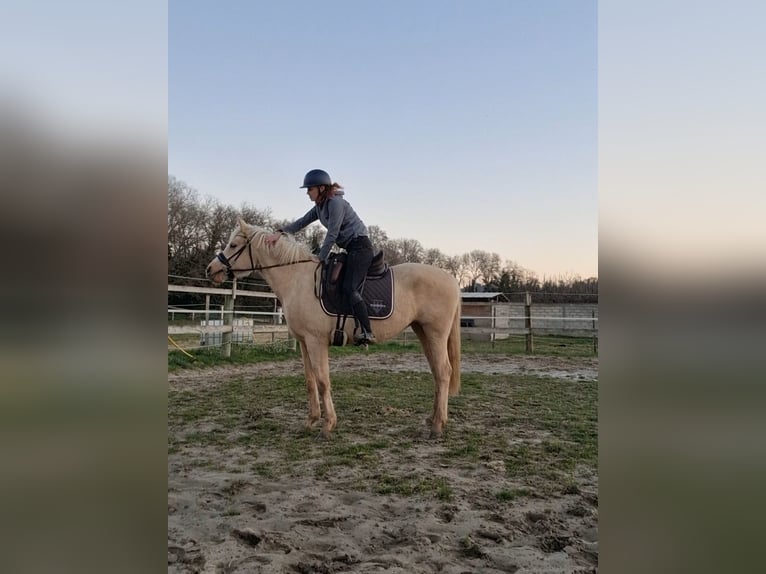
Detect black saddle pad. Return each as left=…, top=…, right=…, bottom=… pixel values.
left=319, top=259, right=394, bottom=320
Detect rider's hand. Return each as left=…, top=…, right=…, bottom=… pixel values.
left=264, top=232, right=282, bottom=246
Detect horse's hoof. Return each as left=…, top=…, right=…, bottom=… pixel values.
left=428, top=427, right=444, bottom=440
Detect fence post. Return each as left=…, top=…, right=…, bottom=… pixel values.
left=491, top=304, right=496, bottom=349
left=525, top=291, right=534, bottom=354
left=222, top=279, right=236, bottom=357
left=200, top=296, right=210, bottom=346
left=222, top=295, right=233, bottom=357
left=592, top=309, right=598, bottom=355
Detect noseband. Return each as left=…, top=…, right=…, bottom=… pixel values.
left=216, top=233, right=256, bottom=280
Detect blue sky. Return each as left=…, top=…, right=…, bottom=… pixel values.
left=2, top=0, right=166, bottom=140
left=599, top=1, right=765, bottom=274
left=4, top=1, right=759, bottom=280
left=169, top=0, right=598, bottom=279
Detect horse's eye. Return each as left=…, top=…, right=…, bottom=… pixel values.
left=229, top=243, right=236, bottom=248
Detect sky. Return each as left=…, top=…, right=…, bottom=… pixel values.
left=599, top=1, right=765, bottom=277
left=1, top=0, right=166, bottom=142
left=3, top=0, right=759, bottom=281
left=169, top=0, right=598, bottom=280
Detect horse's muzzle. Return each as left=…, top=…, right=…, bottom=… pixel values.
left=205, top=262, right=225, bottom=282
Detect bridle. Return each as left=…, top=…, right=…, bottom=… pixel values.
left=215, top=231, right=315, bottom=280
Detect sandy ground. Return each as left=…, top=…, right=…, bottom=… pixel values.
left=168, top=354, right=598, bottom=573
left=167, top=353, right=598, bottom=391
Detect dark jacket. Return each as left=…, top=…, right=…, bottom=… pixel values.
left=281, top=191, right=368, bottom=261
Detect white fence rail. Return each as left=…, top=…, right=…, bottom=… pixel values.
left=168, top=283, right=597, bottom=354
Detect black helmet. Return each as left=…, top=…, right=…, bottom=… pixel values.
left=300, top=169, right=332, bottom=188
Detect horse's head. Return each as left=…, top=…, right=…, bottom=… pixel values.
left=206, top=218, right=264, bottom=285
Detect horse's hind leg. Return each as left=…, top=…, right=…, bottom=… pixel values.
left=304, top=336, right=337, bottom=438
left=299, top=340, right=321, bottom=430
left=411, top=323, right=452, bottom=439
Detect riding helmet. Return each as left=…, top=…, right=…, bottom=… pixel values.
left=300, top=169, right=332, bottom=188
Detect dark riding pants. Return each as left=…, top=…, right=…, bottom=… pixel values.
left=341, top=236, right=374, bottom=332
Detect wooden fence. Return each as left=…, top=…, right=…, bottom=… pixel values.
left=168, top=284, right=598, bottom=355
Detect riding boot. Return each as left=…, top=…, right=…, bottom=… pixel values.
left=352, top=300, right=376, bottom=345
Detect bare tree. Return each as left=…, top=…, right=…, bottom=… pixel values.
left=480, top=252, right=502, bottom=287
left=423, top=247, right=448, bottom=269
left=464, top=250, right=487, bottom=291
left=168, top=174, right=597, bottom=301
left=501, top=260, right=526, bottom=291
left=239, top=203, right=273, bottom=228
left=304, top=225, right=326, bottom=254
left=366, top=225, right=389, bottom=249
left=204, top=199, right=238, bottom=252
left=168, top=177, right=276, bottom=281
left=444, top=253, right=470, bottom=288
left=167, top=176, right=208, bottom=275
left=391, top=238, right=425, bottom=263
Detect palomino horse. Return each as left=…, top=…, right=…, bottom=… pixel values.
left=206, top=219, right=461, bottom=439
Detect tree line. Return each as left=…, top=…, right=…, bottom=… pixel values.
left=168, top=175, right=597, bottom=305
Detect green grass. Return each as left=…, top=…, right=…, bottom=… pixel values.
left=168, top=341, right=301, bottom=371
left=375, top=474, right=454, bottom=500
left=169, top=365, right=597, bottom=501
left=495, top=487, right=532, bottom=501
left=461, top=334, right=597, bottom=357
left=168, top=334, right=596, bottom=371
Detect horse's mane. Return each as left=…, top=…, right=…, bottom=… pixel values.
left=239, top=222, right=312, bottom=264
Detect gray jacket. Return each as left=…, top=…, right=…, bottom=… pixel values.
left=281, top=191, right=368, bottom=261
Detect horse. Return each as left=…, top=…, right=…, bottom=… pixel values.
left=206, top=219, right=462, bottom=439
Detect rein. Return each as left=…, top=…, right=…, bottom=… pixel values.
left=220, top=256, right=317, bottom=273
left=216, top=231, right=317, bottom=279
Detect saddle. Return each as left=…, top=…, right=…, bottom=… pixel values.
left=319, top=250, right=394, bottom=320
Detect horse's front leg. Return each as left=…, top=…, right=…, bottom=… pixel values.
left=299, top=339, right=321, bottom=430
left=304, top=336, right=336, bottom=438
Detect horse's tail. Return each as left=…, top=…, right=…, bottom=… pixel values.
left=448, top=299, right=461, bottom=397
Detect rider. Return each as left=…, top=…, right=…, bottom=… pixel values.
left=264, top=169, right=377, bottom=345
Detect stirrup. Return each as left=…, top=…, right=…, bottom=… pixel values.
left=354, top=331, right=376, bottom=346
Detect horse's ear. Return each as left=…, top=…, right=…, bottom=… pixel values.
left=238, top=217, right=247, bottom=230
